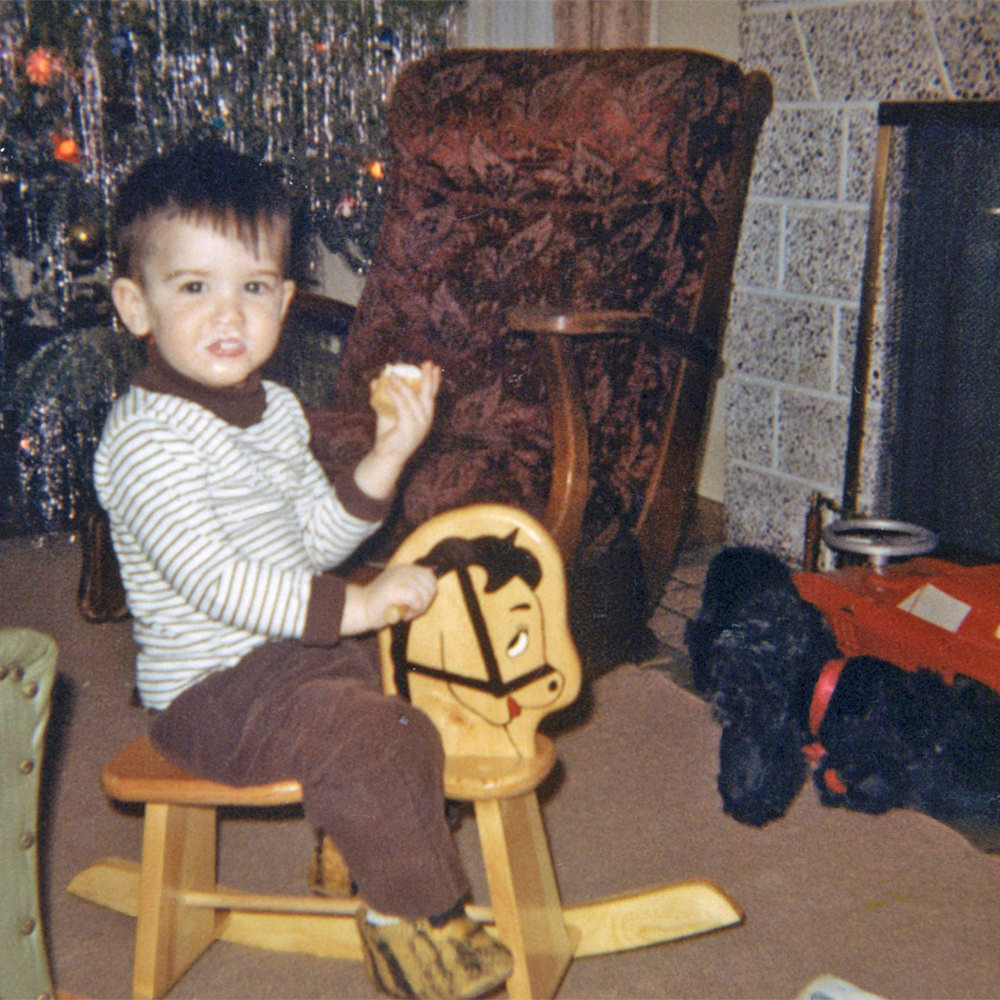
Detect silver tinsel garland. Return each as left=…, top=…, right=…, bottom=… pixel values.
left=4, top=326, right=144, bottom=534
left=0, top=0, right=457, bottom=535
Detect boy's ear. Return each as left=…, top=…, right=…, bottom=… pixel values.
left=111, top=277, right=152, bottom=337
left=280, top=279, right=296, bottom=320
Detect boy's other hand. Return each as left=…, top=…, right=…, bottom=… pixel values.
left=341, top=565, right=437, bottom=636
left=371, top=360, right=440, bottom=454
left=354, top=361, right=441, bottom=500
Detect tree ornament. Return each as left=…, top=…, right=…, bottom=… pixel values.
left=109, top=31, right=133, bottom=71
left=335, top=194, right=357, bottom=219
left=51, top=133, right=81, bottom=165
left=66, top=217, right=104, bottom=267
left=376, top=24, right=399, bottom=56
left=24, top=47, right=60, bottom=86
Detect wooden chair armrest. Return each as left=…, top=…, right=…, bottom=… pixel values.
left=505, top=307, right=718, bottom=560
left=504, top=324, right=589, bottom=559
left=505, top=307, right=716, bottom=368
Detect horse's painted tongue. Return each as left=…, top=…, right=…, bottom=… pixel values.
left=507, top=696, right=522, bottom=719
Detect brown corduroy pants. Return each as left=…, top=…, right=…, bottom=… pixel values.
left=149, top=637, right=469, bottom=918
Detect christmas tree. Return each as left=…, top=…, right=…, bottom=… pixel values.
left=0, top=0, right=457, bottom=535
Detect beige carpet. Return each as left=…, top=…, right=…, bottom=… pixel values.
left=4, top=533, right=1000, bottom=1000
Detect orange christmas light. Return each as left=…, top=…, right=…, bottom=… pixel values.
left=52, top=133, right=82, bottom=165
left=25, top=47, right=60, bottom=85
left=367, top=159, right=384, bottom=181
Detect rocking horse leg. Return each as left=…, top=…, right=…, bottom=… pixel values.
left=133, top=802, right=221, bottom=999
left=473, top=792, right=576, bottom=1000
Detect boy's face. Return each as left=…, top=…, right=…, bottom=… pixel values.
left=111, top=214, right=295, bottom=389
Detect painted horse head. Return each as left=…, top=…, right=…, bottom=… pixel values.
left=379, top=505, right=582, bottom=758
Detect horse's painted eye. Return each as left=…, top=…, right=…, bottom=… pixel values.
left=507, top=628, right=529, bottom=658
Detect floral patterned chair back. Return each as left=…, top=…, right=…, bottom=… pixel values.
left=310, top=49, right=772, bottom=622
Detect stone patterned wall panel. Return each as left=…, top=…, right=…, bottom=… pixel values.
left=724, top=464, right=817, bottom=556
left=733, top=201, right=781, bottom=289
left=835, top=304, right=859, bottom=398
left=725, top=379, right=775, bottom=468
left=726, top=291, right=836, bottom=390
left=739, top=8, right=815, bottom=102
left=926, top=0, right=1000, bottom=99
left=798, top=2, right=948, bottom=101
left=750, top=107, right=842, bottom=200
left=844, top=109, right=879, bottom=203
left=783, top=205, right=868, bottom=299
left=837, top=301, right=893, bottom=406
left=776, top=391, right=848, bottom=485
left=727, top=0, right=993, bottom=559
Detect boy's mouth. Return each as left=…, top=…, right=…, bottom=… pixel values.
left=207, top=337, right=246, bottom=358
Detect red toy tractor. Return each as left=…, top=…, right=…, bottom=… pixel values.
left=793, top=519, right=1000, bottom=695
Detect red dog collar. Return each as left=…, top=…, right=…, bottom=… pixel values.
left=802, top=658, right=848, bottom=795
left=809, top=657, right=846, bottom=736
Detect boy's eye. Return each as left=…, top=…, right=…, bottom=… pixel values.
left=245, top=280, right=272, bottom=294
left=180, top=280, right=205, bottom=294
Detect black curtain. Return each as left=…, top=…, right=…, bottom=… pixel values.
left=891, top=114, right=1000, bottom=561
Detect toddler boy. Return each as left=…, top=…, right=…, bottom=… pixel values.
left=94, top=139, right=512, bottom=1000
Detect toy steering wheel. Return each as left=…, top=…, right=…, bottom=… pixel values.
left=822, top=518, right=938, bottom=571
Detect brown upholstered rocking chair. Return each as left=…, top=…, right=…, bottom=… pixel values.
left=79, top=49, right=771, bottom=656
left=308, top=48, right=773, bottom=648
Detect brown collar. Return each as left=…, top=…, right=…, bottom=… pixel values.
left=132, top=339, right=267, bottom=428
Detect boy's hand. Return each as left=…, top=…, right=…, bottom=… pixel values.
left=341, top=564, right=437, bottom=636
left=354, top=361, right=441, bottom=500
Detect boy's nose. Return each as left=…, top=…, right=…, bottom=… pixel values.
left=213, top=289, right=245, bottom=322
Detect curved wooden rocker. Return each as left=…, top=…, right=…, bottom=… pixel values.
left=69, top=505, right=741, bottom=999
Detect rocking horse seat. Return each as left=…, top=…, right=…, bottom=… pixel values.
left=443, top=738, right=557, bottom=801
left=101, top=735, right=303, bottom=808
left=102, top=732, right=557, bottom=808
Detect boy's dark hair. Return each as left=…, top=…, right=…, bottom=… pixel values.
left=114, top=137, right=293, bottom=279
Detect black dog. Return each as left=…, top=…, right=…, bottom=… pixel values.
left=685, top=547, right=1000, bottom=827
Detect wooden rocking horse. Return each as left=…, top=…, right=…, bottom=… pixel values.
left=69, top=504, right=740, bottom=999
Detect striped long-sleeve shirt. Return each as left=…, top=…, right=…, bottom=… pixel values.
left=94, top=379, right=385, bottom=710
